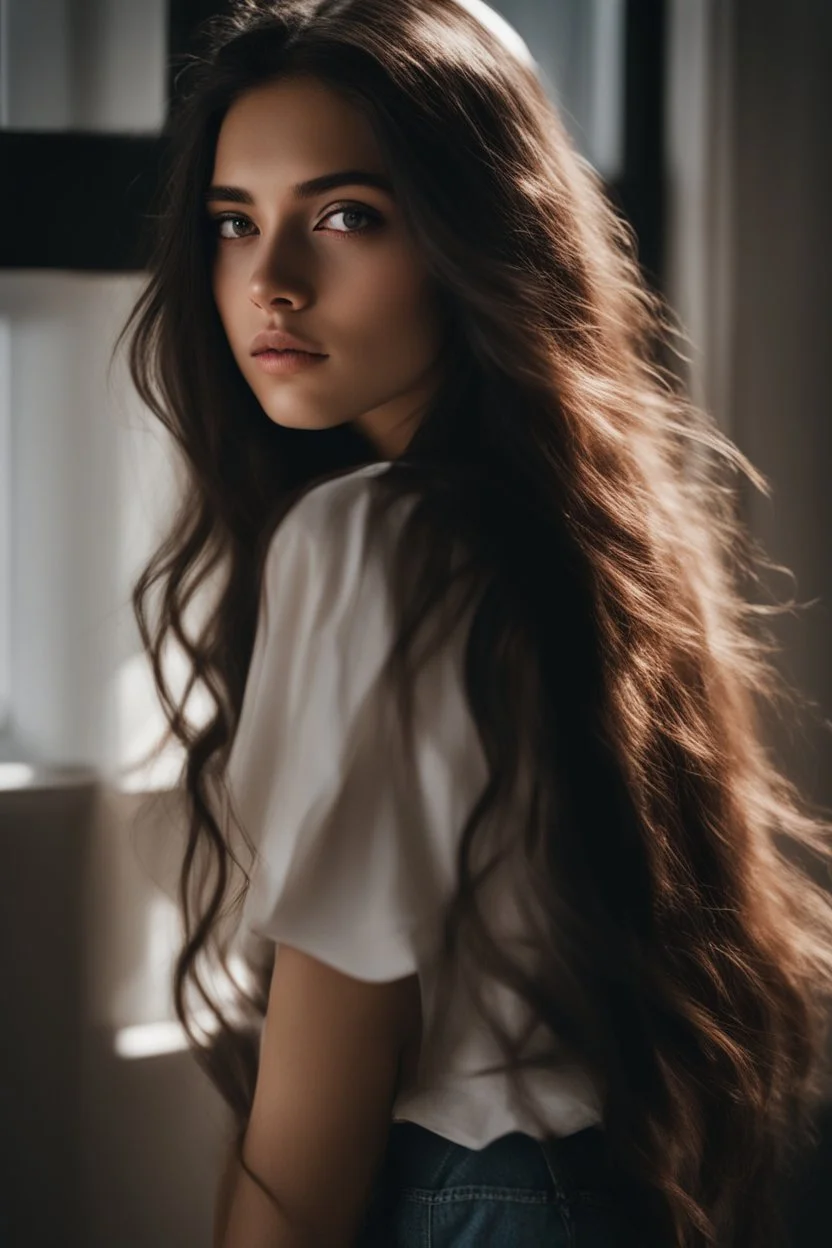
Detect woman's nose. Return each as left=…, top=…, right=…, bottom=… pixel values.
left=248, top=232, right=315, bottom=310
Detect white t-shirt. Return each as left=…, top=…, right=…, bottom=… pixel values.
left=225, top=461, right=603, bottom=1149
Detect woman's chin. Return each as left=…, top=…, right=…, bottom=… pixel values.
left=261, top=409, right=346, bottom=432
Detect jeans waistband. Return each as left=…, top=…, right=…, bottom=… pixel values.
left=383, top=1119, right=610, bottom=1201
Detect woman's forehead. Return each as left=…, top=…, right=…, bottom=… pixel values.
left=213, top=78, right=384, bottom=180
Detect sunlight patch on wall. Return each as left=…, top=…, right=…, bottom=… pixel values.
left=114, top=951, right=257, bottom=1059
left=114, top=646, right=216, bottom=793
left=0, top=761, right=37, bottom=789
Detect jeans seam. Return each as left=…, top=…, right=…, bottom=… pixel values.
left=536, top=1139, right=570, bottom=1203
left=433, top=1137, right=462, bottom=1186
left=537, top=1139, right=576, bottom=1248
left=406, top=1186, right=561, bottom=1205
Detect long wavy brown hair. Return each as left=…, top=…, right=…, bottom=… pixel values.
left=116, top=1, right=832, bottom=1243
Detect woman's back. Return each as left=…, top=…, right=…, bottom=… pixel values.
left=227, top=464, right=604, bottom=1146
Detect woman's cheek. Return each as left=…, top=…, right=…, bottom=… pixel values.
left=212, top=271, right=246, bottom=355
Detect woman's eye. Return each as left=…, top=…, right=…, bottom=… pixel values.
left=214, top=214, right=255, bottom=240
left=319, top=205, right=382, bottom=235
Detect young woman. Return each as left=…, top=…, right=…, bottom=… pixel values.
left=118, top=1, right=832, bottom=1244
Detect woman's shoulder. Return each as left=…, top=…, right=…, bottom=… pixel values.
left=289, top=459, right=394, bottom=526
left=260, top=461, right=406, bottom=622
left=274, top=461, right=394, bottom=550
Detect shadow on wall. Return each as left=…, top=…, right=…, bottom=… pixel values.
left=0, top=780, right=232, bottom=1248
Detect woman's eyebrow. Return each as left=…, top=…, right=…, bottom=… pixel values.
left=204, top=169, right=395, bottom=204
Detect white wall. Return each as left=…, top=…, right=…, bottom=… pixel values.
left=0, top=272, right=182, bottom=773
left=1, top=0, right=166, bottom=131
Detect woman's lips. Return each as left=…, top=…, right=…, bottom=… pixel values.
left=253, top=348, right=328, bottom=375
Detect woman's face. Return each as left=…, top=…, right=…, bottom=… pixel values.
left=208, top=75, right=448, bottom=458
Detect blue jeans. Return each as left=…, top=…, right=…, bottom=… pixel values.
left=355, top=1120, right=643, bottom=1246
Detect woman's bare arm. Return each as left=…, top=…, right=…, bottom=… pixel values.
left=214, top=1137, right=243, bottom=1248
left=215, top=944, right=421, bottom=1247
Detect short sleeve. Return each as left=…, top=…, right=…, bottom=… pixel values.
left=225, top=477, right=439, bottom=983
